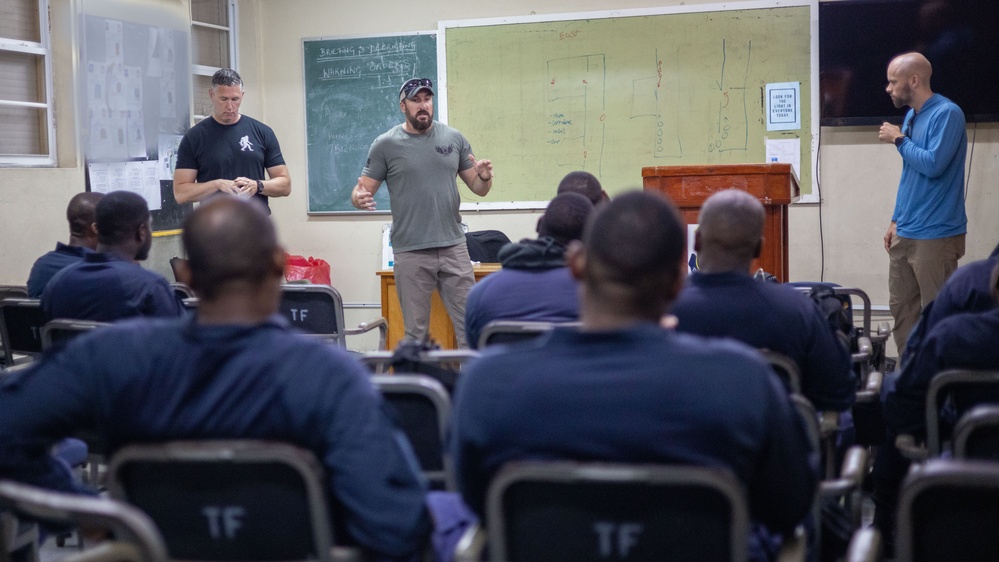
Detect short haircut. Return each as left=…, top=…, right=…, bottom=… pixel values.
left=183, top=198, right=278, bottom=300
left=582, top=190, right=685, bottom=315
left=95, top=191, right=149, bottom=246
left=538, top=192, right=594, bottom=246
left=211, top=68, right=243, bottom=90
left=557, top=171, right=604, bottom=205
left=696, top=189, right=765, bottom=263
left=67, top=192, right=103, bottom=238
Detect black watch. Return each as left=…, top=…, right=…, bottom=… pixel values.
left=894, top=135, right=905, bottom=148
left=256, top=179, right=265, bottom=195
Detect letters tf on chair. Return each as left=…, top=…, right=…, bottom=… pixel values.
left=107, top=440, right=363, bottom=562
left=0, top=298, right=44, bottom=367
left=457, top=461, right=756, bottom=562
left=279, top=285, right=386, bottom=350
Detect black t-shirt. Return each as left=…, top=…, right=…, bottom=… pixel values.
left=175, top=115, right=285, bottom=210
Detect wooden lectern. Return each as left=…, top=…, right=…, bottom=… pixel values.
left=642, top=163, right=799, bottom=282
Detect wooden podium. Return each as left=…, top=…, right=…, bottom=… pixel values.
left=642, top=163, right=799, bottom=282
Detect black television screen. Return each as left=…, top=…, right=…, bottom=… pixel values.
left=819, top=0, right=999, bottom=126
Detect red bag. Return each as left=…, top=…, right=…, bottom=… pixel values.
left=284, top=253, right=331, bottom=285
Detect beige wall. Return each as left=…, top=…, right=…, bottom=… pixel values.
left=3, top=0, right=998, bottom=347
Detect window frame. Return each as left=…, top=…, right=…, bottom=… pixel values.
left=191, top=0, right=238, bottom=122
left=0, top=0, right=57, bottom=167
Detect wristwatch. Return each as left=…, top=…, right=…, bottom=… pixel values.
left=256, top=179, right=265, bottom=195
left=894, top=135, right=905, bottom=148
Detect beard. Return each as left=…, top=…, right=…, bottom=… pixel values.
left=407, top=110, right=432, bottom=132
left=891, top=85, right=912, bottom=108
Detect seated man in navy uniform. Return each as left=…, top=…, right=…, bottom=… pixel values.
left=670, top=189, right=854, bottom=413
left=26, top=192, right=104, bottom=297
left=464, top=191, right=593, bottom=348
left=0, top=197, right=435, bottom=560
left=452, top=190, right=818, bottom=561
left=41, top=190, right=182, bottom=322
left=872, top=261, right=999, bottom=554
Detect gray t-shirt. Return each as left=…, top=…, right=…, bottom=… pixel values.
left=362, top=122, right=473, bottom=252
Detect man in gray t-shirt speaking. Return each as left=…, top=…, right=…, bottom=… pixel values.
left=351, top=78, right=493, bottom=346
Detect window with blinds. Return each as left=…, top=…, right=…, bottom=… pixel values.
left=191, top=0, right=237, bottom=122
left=0, top=0, right=55, bottom=166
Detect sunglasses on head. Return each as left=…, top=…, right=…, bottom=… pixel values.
left=400, top=78, right=433, bottom=98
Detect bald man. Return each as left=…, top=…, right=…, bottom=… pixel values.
left=26, top=192, right=104, bottom=297
left=671, top=189, right=854, bottom=412
left=878, top=52, right=967, bottom=354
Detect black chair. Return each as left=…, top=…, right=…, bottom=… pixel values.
left=108, top=440, right=356, bottom=562
left=896, top=459, right=999, bottom=561
left=278, top=285, right=386, bottom=350
left=0, top=479, right=167, bottom=562
left=371, top=375, right=453, bottom=490
left=896, top=369, right=999, bottom=460
left=360, top=349, right=480, bottom=376
left=953, top=404, right=999, bottom=461
left=0, top=287, right=27, bottom=302
left=465, top=230, right=511, bottom=263
left=760, top=349, right=803, bottom=394
left=477, top=320, right=579, bottom=349
left=41, top=319, right=109, bottom=351
left=170, top=283, right=195, bottom=300
left=459, top=461, right=755, bottom=562
left=0, top=298, right=44, bottom=367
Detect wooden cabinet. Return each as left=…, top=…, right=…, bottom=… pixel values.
left=642, top=163, right=800, bottom=282
left=377, top=264, right=501, bottom=349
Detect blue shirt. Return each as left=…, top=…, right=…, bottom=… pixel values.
left=0, top=315, right=431, bottom=558
left=465, top=267, right=579, bottom=349
left=671, top=272, right=855, bottom=411
left=451, top=323, right=818, bottom=534
left=892, top=94, right=968, bottom=239
left=41, top=252, right=183, bottom=322
left=26, top=243, right=92, bottom=298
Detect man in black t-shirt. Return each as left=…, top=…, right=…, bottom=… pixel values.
left=173, top=69, right=290, bottom=213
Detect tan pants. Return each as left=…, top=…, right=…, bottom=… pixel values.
left=393, top=243, right=474, bottom=347
left=888, top=234, right=965, bottom=354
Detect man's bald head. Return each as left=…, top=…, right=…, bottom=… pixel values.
left=182, top=198, right=283, bottom=300
left=889, top=52, right=933, bottom=85
left=694, top=189, right=765, bottom=273
left=66, top=192, right=103, bottom=249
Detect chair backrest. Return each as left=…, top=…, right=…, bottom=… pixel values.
left=170, top=283, right=195, bottom=300
left=41, top=319, right=109, bottom=351
left=897, top=458, right=999, bottom=562
left=953, top=404, right=999, bottom=461
left=0, top=298, right=45, bottom=365
left=478, top=320, right=578, bottom=348
left=107, top=440, right=333, bottom=562
left=925, top=369, right=999, bottom=456
left=371, top=375, right=453, bottom=490
left=487, top=461, right=748, bottom=562
left=0, top=479, right=167, bottom=562
left=359, top=349, right=480, bottom=376
left=278, top=285, right=347, bottom=346
left=0, top=287, right=27, bottom=302
left=759, top=350, right=802, bottom=394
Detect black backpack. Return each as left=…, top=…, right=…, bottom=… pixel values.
left=807, top=284, right=856, bottom=351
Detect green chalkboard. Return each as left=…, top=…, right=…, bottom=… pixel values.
left=303, top=33, right=438, bottom=213
left=443, top=4, right=815, bottom=206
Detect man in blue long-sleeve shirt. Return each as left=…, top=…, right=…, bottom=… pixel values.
left=878, top=52, right=967, bottom=354
left=0, top=198, right=432, bottom=559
